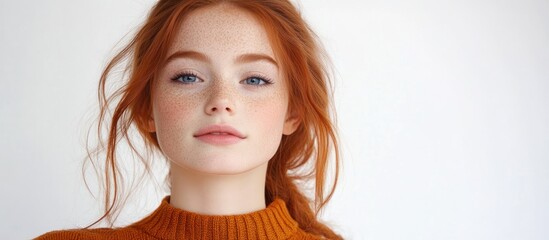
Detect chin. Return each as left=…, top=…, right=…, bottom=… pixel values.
left=183, top=157, right=268, bottom=176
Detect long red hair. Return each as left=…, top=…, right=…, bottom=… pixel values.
left=84, top=0, right=341, bottom=239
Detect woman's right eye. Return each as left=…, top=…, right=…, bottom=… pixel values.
left=171, top=73, right=199, bottom=84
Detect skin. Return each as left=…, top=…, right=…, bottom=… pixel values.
left=147, top=3, right=300, bottom=215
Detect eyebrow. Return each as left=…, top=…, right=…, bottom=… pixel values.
left=235, top=53, right=278, bottom=68
left=164, top=50, right=278, bottom=68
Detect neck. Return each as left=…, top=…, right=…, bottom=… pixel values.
left=169, top=161, right=268, bottom=215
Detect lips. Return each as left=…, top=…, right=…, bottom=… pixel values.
left=193, top=124, right=245, bottom=139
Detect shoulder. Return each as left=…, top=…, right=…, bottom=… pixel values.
left=34, top=228, right=111, bottom=240
left=33, top=227, right=149, bottom=240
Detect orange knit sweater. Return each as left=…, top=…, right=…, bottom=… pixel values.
left=35, top=195, right=323, bottom=239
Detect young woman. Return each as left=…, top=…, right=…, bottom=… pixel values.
left=36, top=0, right=341, bottom=239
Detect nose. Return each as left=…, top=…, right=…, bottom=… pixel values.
left=204, top=84, right=236, bottom=116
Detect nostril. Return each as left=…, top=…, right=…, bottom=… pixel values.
left=207, top=105, right=233, bottom=114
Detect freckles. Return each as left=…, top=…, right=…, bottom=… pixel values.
left=255, top=90, right=288, bottom=122
left=177, top=5, right=273, bottom=57
left=157, top=89, right=200, bottom=124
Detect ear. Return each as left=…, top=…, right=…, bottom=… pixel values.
left=282, top=109, right=300, bottom=135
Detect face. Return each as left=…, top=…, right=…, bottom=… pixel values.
left=148, top=4, right=299, bottom=175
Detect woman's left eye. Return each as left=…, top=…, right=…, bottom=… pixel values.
left=244, top=76, right=272, bottom=86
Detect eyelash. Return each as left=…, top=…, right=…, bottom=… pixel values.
left=170, top=70, right=199, bottom=83
left=170, top=70, right=274, bottom=87
left=246, top=74, right=274, bottom=86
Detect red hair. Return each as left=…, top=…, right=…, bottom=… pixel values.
left=84, top=0, right=341, bottom=239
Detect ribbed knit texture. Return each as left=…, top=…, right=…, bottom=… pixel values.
left=35, top=195, right=323, bottom=239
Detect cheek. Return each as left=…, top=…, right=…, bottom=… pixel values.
left=152, top=89, right=200, bottom=134
left=252, top=92, right=288, bottom=134
left=154, top=99, right=181, bottom=126
left=151, top=89, right=202, bottom=160
left=248, top=92, right=289, bottom=162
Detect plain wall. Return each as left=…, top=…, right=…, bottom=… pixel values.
left=1, top=0, right=548, bottom=239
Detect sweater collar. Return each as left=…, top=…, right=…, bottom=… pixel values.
left=131, top=195, right=299, bottom=240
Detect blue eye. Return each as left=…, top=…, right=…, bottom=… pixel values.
left=171, top=73, right=199, bottom=84
left=244, top=76, right=273, bottom=86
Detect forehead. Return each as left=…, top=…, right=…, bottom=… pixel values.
left=168, top=4, right=275, bottom=58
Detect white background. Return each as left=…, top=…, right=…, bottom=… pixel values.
left=1, top=0, right=548, bottom=239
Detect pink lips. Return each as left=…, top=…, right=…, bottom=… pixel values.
left=193, top=124, right=245, bottom=145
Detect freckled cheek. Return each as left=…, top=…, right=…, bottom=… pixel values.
left=251, top=95, right=288, bottom=134
left=153, top=93, right=200, bottom=131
